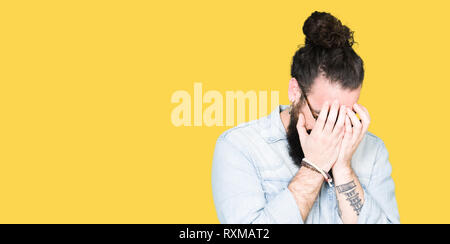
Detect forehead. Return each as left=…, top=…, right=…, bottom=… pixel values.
left=308, top=73, right=361, bottom=110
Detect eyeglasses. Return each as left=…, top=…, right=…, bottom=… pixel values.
left=303, top=93, right=319, bottom=120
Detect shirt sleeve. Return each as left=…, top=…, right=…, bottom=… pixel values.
left=211, top=137, right=303, bottom=224
left=356, top=139, right=401, bottom=224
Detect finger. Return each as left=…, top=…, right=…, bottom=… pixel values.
left=296, top=113, right=308, bottom=143
left=338, top=116, right=351, bottom=150
left=333, top=124, right=345, bottom=147
left=332, top=105, right=347, bottom=137
left=343, top=115, right=353, bottom=143
left=347, top=108, right=361, bottom=143
left=353, top=104, right=370, bottom=145
left=359, top=103, right=369, bottom=114
left=324, top=100, right=340, bottom=134
left=312, top=100, right=330, bottom=133
left=340, top=125, right=345, bottom=139
left=353, top=103, right=370, bottom=132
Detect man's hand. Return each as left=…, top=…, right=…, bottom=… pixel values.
left=297, top=100, right=347, bottom=172
left=333, top=103, right=371, bottom=173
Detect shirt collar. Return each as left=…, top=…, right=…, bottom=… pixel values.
left=261, top=104, right=290, bottom=143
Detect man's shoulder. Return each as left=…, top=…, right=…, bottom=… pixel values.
left=216, top=115, right=271, bottom=147
left=359, top=131, right=386, bottom=154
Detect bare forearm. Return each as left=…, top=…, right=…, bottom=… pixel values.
left=333, top=166, right=365, bottom=224
left=287, top=167, right=324, bottom=222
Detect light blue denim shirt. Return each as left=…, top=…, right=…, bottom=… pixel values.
left=211, top=105, right=400, bottom=224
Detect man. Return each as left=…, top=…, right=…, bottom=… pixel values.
left=211, top=11, right=399, bottom=224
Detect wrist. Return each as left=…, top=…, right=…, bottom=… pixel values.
left=301, top=158, right=333, bottom=187
left=304, top=157, right=332, bottom=172
left=332, top=164, right=353, bottom=176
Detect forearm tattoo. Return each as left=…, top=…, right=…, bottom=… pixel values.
left=336, top=180, right=363, bottom=216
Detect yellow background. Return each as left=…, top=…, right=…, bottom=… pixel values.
left=1, top=0, right=449, bottom=224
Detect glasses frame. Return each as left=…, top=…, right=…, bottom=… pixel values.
left=300, top=88, right=319, bottom=120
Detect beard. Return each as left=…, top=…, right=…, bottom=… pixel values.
left=286, top=101, right=310, bottom=168
left=286, top=102, right=333, bottom=177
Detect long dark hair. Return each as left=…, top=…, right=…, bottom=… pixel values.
left=291, top=11, right=365, bottom=101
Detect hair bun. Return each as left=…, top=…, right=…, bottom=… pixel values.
left=303, top=11, right=354, bottom=48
